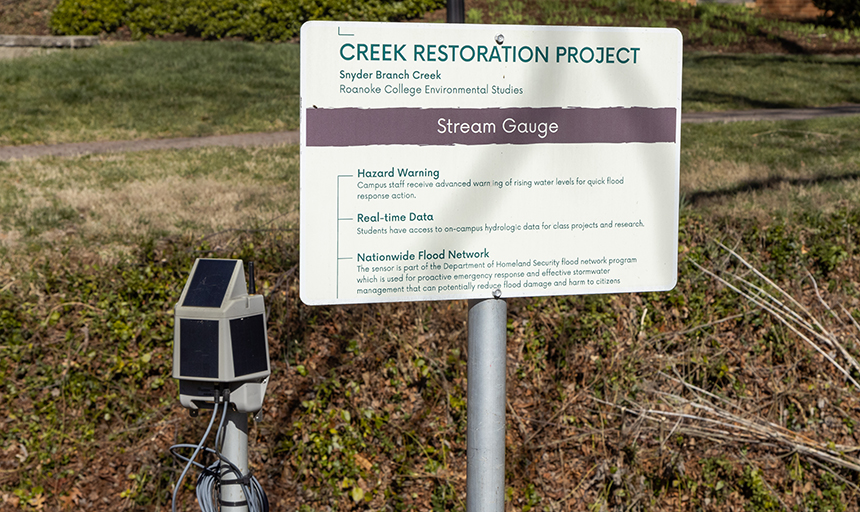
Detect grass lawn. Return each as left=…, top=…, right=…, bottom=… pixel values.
left=0, top=145, right=299, bottom=264
left=0, top=41, right=300, bottom=146
left=681, top=116, right=860, bottom=217
left=683, top=53, right=860, bottom=111
left=1, top=40, right=860, bottom=147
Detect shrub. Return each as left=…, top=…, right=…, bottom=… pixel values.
left=50, top=0, right=126, bottom=35
left=50, top=0, right=446, bottom=40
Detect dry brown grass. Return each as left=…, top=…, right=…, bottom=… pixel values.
left=681, top=160, right=793, bottom=195
left=682, top=157, right=860, bottom=221
left=0, top=146, right=298, bottom=264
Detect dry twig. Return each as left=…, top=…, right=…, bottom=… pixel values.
left=602, top=243, right=860, bottom=479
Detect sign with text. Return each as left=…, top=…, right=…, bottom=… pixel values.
left=300, top=21, right=682, bottom=305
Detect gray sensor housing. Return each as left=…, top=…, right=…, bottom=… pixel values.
left=173, top=258, right=270, bottom=413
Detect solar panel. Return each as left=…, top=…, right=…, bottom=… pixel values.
left=182, top=259, right=236, bottom=308
left=230, top=314, right=268, bottom=377
left=179, top=318, right=220, bottom=378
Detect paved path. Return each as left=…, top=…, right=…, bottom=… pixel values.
left=681, top=104, right=860, bottom=123
left=1, top=104, right=858, bottom=161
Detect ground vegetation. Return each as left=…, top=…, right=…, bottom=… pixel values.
left=2, top=0, right=860, bottom=511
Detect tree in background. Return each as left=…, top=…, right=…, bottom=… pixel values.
left=813, top=0, right=860, bottom=28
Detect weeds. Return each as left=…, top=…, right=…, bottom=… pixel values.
left=2, top=4, right=860, bottom=508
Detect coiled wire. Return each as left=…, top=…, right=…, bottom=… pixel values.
left=170, top=398, right=268, bottom=512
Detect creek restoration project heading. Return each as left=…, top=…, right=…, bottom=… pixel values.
left=300, top=21, right=683, bottom=305
left=338, top=43, right=641, bottom=65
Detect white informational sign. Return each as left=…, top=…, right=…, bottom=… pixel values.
left=300, top=21, right=682, bottom=305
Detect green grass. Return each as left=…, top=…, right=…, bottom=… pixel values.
left=680, top=116, right=860, bottom=218
left=1, top=42, right=859, bottom=147
left=683, top=53, right=860, bottom=112
left=683, top=115, right=860, bottom=171
left=0, top=41, right=300, bottom=146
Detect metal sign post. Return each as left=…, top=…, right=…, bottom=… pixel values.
left=467, top=296, right=507, bottom=512
left=442, top=4, right=507, bottom=510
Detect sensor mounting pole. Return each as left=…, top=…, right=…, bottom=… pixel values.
left=220, top=408, right=250, bottom=512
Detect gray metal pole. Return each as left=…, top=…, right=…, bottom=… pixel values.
left=221, top=409, right=249, bottom=512
left=467, top=297, right=507, bottom=512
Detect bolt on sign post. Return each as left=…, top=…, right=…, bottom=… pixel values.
left=300, top=21, right=682, bottom=510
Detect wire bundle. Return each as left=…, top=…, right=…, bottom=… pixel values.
left=170, top=400, right=269, bottom=512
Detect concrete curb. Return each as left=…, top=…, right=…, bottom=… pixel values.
left=0, top=35, right=99, bottom=48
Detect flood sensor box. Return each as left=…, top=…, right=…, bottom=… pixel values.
left=173, top=258, right=270, bottom=413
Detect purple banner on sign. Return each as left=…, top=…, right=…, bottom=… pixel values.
left=305, top=107, right=677, bottom=147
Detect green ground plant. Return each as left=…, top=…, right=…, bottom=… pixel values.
left=3, top=1, right=860, bottom=510
left=50, top=0, right=445, bottom=40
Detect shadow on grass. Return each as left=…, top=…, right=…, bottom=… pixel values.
left=683, top=53, right=860, bottom=110
left=686, top=53, right=762, bottom=64
left=738, top=19, right=811, bottom=55
left=685, top=52, right=860, bottom=67
left=684, top=170, right=860, bottom=206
